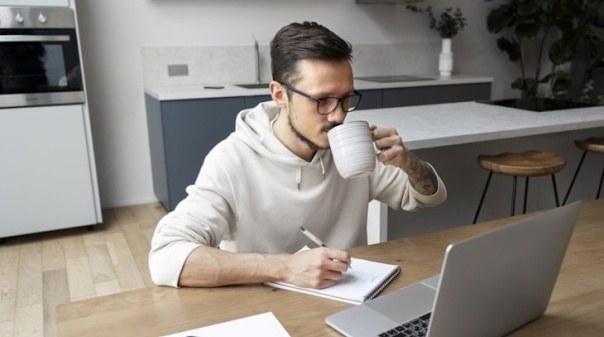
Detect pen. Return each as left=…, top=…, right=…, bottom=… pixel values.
left=299, top=226, right=351, bottom=268
left=300, top=226, right=327, bottom=247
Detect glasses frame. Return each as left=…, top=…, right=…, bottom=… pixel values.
left=280, top=82, right=363, bottom=115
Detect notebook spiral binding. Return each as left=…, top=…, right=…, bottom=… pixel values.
left=365, top=267, right=401, bottom=302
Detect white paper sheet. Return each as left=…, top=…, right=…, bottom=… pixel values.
left=160, top=312, right=291, bottom=337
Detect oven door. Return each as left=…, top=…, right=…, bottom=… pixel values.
left=0, top=28, right=85, bottom=108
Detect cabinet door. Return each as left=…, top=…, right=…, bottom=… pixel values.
left=161, top=97, right=244, bottom=210
left=0, top=105, right=98, bottom=237
left=244, top=95, right=272, bottom=108
left=357, top=89, right=382, bottom=110
left=382, top=83, right=491, bottom=108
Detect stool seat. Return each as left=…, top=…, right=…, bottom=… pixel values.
left=575, top=137, right=604, bottom=153
left=478, top=151, right=566, bottom=177
left=473, top=150, right=566, bottom=224
left=563, top=137, right=604, bottom=205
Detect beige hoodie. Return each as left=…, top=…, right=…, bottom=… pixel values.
left=148, top=101, right=447, bottom=287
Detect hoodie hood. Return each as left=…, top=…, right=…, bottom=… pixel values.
left=232, top=101, right=328, bottom=189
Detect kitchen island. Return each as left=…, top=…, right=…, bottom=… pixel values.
left=347, top=102, right=604, bottom=242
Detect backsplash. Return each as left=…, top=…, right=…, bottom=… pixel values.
left=141, top=42, right=440, bottom=87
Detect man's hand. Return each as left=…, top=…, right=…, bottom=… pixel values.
left=282, top=247, right=351, bottom=289
left=371, top=125, right=438, bottom=195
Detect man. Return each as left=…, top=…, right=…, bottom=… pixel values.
left=149, top=21, right=446, bottom=289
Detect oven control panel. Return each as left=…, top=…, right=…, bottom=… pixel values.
left=0, top=6, right=75, bottom=29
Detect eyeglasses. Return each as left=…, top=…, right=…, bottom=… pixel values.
left=280, top=83, right=363, bottom=115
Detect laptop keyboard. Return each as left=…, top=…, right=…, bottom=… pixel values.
left=378, top=312, right=431, bottom=337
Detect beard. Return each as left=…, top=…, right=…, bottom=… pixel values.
left=287, top=113, right=340, bottom=151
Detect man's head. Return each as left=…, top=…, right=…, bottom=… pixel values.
left=269, top=22, right=359, bottom=159
left=270, top=21, right=353, bottom=86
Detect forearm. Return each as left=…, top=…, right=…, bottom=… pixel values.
left=401, top=151, right=438, bottom=195
left=178, top=246, right=289, bottom=287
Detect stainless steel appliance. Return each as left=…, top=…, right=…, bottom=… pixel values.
left=0, top=5, right=102, bottom=239
left=0, top=6, right=84, bottom=108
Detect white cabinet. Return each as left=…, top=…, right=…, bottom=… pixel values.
left=0, top=104, right=101, bottom=238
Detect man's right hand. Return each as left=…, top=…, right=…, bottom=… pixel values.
left=280, top=247, right=351, bottom=289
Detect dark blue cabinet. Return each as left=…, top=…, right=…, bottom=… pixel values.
left=382, top=83, right=491, bottom=108
left=146, top=95, right=244, bottom=210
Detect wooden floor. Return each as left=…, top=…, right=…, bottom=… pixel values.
left=0, top=203, right=167, bottom=337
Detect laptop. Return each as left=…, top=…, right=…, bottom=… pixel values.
left=326, top=201, right=582, bottom=337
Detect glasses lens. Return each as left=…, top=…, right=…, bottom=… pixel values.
left=348, top=94, right=361, bottom=112
left=317, top=98, right=339, bottom=115
left=316, top=94, right=362, bottom=115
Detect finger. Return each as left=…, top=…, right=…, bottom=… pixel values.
left=322, top=270, right=345, bottom=282
left=327, top=251, right=352, bottom=270
left=316, top=279, right=338, bottom=289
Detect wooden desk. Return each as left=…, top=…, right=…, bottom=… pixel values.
left=56, top=200, right=604, bottom=337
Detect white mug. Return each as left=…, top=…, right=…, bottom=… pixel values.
left=328, top=121, right=376, bottom=179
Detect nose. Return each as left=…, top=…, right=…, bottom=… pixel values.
left=327, top=103, right=347, bottom=124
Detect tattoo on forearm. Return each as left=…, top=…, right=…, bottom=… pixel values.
left=406, top=152, right=438, bottom=195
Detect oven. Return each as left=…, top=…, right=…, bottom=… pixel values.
left=0, top=6, right=84, bottom=108
left=0, top=4, right=101, bottom=239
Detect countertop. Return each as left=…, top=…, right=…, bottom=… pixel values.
left=144, top=74, right=493, bottom=101
left=346, top=101, right=604, bottom=150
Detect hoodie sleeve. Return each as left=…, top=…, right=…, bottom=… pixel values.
left=148, top=147, right=235, bottom=288
left=370, top=161, right=447, bottom=211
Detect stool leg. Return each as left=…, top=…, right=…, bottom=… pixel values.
left=511, top=176, right=518, bottom=216
left=523, top=177, right=529, bottom=214
left=597, top=163, right=604, bottom=199
left=563, top=150, right=587, bottom=205
left=473, top=171, right=493, bottom=224
left=552, top=174, right=560, bottom=207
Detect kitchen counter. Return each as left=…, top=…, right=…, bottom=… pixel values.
left=354, top=101, right=604, bottom=243
left=346, top=101, right=604, bottom=150
left=144, top=74, right=493, bottom=101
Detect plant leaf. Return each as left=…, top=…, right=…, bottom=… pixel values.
left=487, top=4, right=515, bottom=33
left=497, top=37, right=522, bottom=61
left=540, top=73, right=552, bottom=83
left=587, top=25, right=604, bottom=43
left=549, top=39, right=574, bottom=65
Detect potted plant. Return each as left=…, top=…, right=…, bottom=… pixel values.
left=407, top=5, right=468, bottom=77
left=486, top=0, right=604, bottom=106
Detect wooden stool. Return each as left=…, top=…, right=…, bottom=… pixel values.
left=562, top=137, right=604, bottom=205
left=473, top=151, right=566, bottom=224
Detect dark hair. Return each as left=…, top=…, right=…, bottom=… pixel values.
left=270, top=21, right=353, bottom=86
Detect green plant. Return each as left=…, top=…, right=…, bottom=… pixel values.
left=406, top=5, right=468, bottom=39
left=486, top=0, right=604, bottom=100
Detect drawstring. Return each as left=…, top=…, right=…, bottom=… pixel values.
left=319, top=156, right=325, bottom=180
left=296, top=167, right=302, bottom=191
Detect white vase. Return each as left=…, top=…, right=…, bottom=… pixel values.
left=439, top=38, right=453, bottom=77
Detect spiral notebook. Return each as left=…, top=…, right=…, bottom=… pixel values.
left=264, top=257, right=400, bottom=304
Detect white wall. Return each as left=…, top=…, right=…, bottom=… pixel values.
left=74, top=0, right=515, bottom=208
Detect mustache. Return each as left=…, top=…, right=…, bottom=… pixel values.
left=322, top=123, right=342, bottom=133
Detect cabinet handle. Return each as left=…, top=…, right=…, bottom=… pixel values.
left=0, top=35, right=70, bottom=42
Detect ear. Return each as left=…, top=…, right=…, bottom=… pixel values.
left=270, top=81, right=287, bottom=109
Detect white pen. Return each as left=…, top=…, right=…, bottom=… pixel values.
left=299, top=226, right=351, bottom=268
left=300, top=226, right=327, bottom=247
